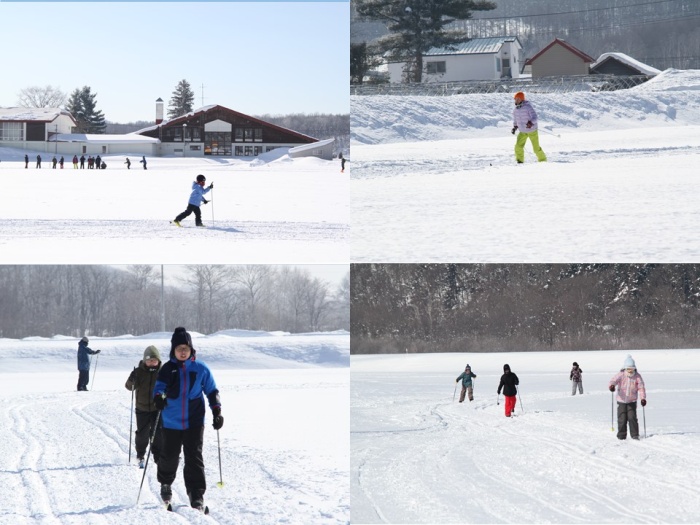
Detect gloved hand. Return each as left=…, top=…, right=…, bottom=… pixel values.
left=208, top=182, right=214, bottom=189
left=202, top=198, right=209, bottom=204
left=511, top=126, right=517, bottom=134
left=96, top=349, right=101, bottom=354
left=609, top=385, right=615, bottom=392
left=212, top=406, right=224, bottom=430
left=128, top=370, right=136, bottom=383
left=526, top=120, right=533, bottom=129
left=641, top=399, right=646, bottom=407
left=154, top=395, right=167, bottom=410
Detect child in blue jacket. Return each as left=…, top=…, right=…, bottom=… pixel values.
left=172, top=174, right=213, bottom=227
left=153, top=327, right=223, bottom=511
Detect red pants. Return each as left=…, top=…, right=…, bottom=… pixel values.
left=504, top=395, right=516, bottom=417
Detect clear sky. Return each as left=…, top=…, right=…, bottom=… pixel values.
left=0, top=2, right=349, bottom=123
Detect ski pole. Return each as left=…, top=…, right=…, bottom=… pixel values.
left=611, top=390, right=615, bottom=432
left=452, top=382, right=457, bottom=402
left=136, top=410, right=161, bottom=505
left=643, top=404, right=647, bottom=439
left=517, top=386, right=524, bottom=413
left=129, top=382, right=135, bottom=463
left=216, top=429, right=224, bottom=488
left=210, top=186, right=215, bottom=227
left=91, top=352, right=100, bottom=391
left=497, top=393, right=500, bottom=406
left=540, top=127, right=561, bottom=138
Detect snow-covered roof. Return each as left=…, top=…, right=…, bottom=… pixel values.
left=288, top=138, right=333, bottom=154
left=424, top=36, right=521, bottom=57
left=591, top=52, right=661, bottom=76
left=48, top=133, right=160, bottom=144
left=134, top=104, right=219, bottom=134
left=0, top=107, right=73, bottom=122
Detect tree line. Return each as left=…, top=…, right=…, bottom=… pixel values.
left=351, top=264, right=700, bottom=354
left=0, top=265, right=349, bottom=339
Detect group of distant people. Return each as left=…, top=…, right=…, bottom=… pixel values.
left=455, top=354, right=647, bottom=440
left=24, top=154, right=148, bottom=170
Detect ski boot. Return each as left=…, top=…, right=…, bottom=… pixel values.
left=188, top=490, right=208, bottom=513
left=138, top=457, right=145, bottom=469
left=161, top=484, right=173, bottom=510
left=171, top=220, right=182, bottom=227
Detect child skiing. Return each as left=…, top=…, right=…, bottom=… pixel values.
left=511, top=91, right=547, bottom=164
left=455, top=364, right=477, bottom=403
left=76, top=336, right=100, bottom=391
left=497, top=364, right=519, bottom=417
left=153, top=327, right=223, bottom=512
left=172, top=174, right=213, bottom=227
left=570, top=362, right=583, bottom=395
left=125, top=345, right=164, bottom=468
left=609, top=355, right=647, bottom=440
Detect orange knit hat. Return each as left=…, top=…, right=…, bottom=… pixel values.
left=514, top=91, right=525, bottom=101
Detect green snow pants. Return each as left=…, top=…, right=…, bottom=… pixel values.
left=515, top=130, right=547, bottom=163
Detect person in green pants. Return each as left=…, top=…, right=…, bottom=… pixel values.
left=511, top=91, right=547, bottom=164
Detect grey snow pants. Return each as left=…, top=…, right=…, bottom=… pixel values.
left=571, top=381, right=583, bottom=395
left=617, top=401, right=640, bottom=440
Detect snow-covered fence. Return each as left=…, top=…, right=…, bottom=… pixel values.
left=351, top=74, right=651, bottom=96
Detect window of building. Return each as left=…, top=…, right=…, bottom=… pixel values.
left=0, top=122, right=24, bottom=141
left=496, top=57, right=501, bottom=72
left=254, top=146, right=262, bottom=156
left=244, top=145, right=253, bottom=156
left=244, top=128, right=254, bottom=141
left=235, top=146, right=243, bottom=156
left=234, top=128, right=243, bottom=142
left=254, top=129, right=262, bottom=142
left=426, top=61, right=446, bottom=74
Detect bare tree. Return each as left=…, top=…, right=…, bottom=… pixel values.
left=17, top=85, right=67, bottom=108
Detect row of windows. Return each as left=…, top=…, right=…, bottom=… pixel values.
left=426, top=57, right=515, bottom=75
left=164, top=127, right=263, bottom=142
left=0, top=122, right=24, bottom=141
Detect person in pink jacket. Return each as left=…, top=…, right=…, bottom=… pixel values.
left=609, top=355, right=647, bottom=440
left=511, top=91, right=547, bottom=164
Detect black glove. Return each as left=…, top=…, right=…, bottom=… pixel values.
left=609, top=385, right=615, bottom=392
left=208, top=183, right=214, bottom=189
left=526, top=120, right=533, bottom=129
left=511, top=126, right=517, bottom=134
left=641, top=399, right=646, bottom=407
left=96, top=349, right=101, bottom=354
left=212, top=406, right=224, bottom=430
left=202, top=198, right=208, bottom=204
left=128, top=370, right=136, bottom=383
left=154, top=395, right=167, bottom=410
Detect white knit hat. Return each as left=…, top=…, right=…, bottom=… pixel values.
left=623, top=355, right=636, bottom=369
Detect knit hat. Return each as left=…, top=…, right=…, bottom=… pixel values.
left=80, top=336, right=89, bottom=343
left=573, top=362, right=579, bottom=367
left=465, top=364, right=471, bottom=370
left=623, top=354, right=636, bottom=369
left=503, top=364, right=511, bottom=372
left=196, top=174, right=206, bottom=183
left=514, top=91, right=525, bottom=101
left=143, top=345, right=161, bottom=362
left=171, top=326, right=193, bottom=351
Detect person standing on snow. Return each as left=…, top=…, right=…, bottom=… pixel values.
left=153, top=327, right=223, bottom=512
left=80, top=154, right=86, bottom=169
left=76, top=336, right=100, bottom=391
left=570, top=361, right=583, bottom=395
left=73, top=155, right=79, bottom=169
left=171, top=174, right=213, bottom=227
left=140, top=155, right=147, bottom=170
left=125, top=345, right=164, bottom=468
left=609, top=355, right=646, bottom=440
left=456, top=364, right=477, bottom=403
left=497, top=364, right=519, bottom=417
left=511, top=91, right=547, bottom=164
left=36, top=154, right=42, bottom=169
left=339, top=152, right=347, bottom=173
left=125, top=157, right=131, bottom=169
left=24, top=154, right=29, bottom=169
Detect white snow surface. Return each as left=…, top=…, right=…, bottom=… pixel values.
left=0, top=330, right=349, bottom=524
left=0, top=151, right=348, bottom=264
left=351, top=349, right=700, bottom=524
left=350, top=69, right=700, bottom=262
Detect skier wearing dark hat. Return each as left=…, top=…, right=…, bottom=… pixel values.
left=497, top=364, right=519, bottom=417
left=76, top=336, right=100, bottom=391
left=125, top=345, right=164, bottom=468
left=153, top=327, right=223, bottom=512
left=172, top=174, right=213, bottom=227
left=570, top=362, right=583, bottom=395
left=455, top=364, right=477, bottom=403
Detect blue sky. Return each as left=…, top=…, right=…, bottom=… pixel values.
left=0, top=2, right=349, bottom=123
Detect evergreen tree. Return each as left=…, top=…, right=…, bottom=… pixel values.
left=351, top=42, right=385, bottom=84
left=355, top=0, right=496, bottom=83
left=66, top=86, right=106, bottom=134
left=167, top=79, right=195, bottom=119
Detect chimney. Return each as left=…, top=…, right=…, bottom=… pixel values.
left=155, top=97, right=164, bottom=124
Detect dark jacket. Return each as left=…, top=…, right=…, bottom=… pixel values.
left=154, top=348, right=220, bottom=430
left=570, top=365, right=583, bottom=382
left=456, top=370, right=476, bottom=387
left=498, top=371, right=519, bottom=397
left=125, top=360, right=162, bottom=412
left=77, top=340, right=98, bottom=371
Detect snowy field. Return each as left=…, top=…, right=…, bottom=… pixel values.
left=0, top=150, right=348, bottom=264
left=0, top=330, right=349, bottom=525
left=350, top=349, right=700, bottom=524
left=350, top=69, right=700, bottom=262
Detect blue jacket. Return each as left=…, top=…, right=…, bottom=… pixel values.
left=188, top=182, right=212, bottom=207
left=77, top=340, right=98, bottom=371
left=154, top=352, right=220, bottom=430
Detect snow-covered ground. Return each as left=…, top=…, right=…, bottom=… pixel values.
left=0, top=330, right=349, bottom=524
left=351, top=349, right=700, bottom=524
left=350, top=69, right=700, bottom=262
left=0, top=150, right=348, bottom=264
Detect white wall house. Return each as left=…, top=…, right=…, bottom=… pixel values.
left=0, top=107, right=76, bottom=150
left=387, top=36, right=523, bottom=83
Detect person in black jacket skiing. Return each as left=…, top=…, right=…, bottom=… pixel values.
left=497, top=364, right=519, bottom=417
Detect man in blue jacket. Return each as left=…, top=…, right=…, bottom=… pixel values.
left=172, top=174, right=213, bottom=228
left=77, top=336, right=100, bottom=391
left=154, top=327, right=223, bottom=511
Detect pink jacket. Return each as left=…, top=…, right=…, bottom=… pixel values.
left=609, top=370, right=646, bottom=403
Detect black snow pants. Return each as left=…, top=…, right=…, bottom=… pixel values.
left=157, top=426, right=206, bottom=498
left=77, top=370, right=90, bottom=391
left=135, top=409, right=163, bottom=462
left=175, top=204, right=202, bottom=225
left=617, top=401, right=640, bottom=440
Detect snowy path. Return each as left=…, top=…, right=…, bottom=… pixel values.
left=0, top=369, right=349, bottom=525
left=350, top=352, right=700, bottom=524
